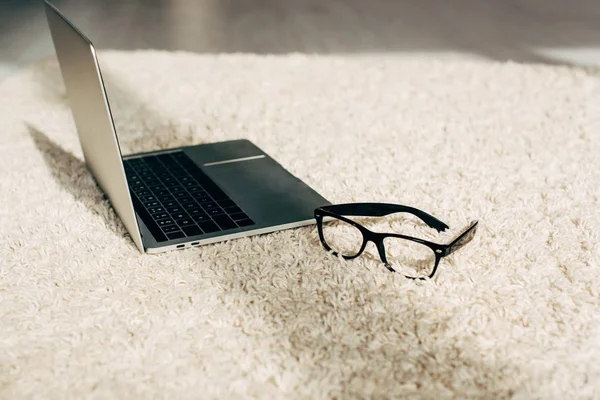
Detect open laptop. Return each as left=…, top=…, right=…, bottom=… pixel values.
left=44, top=0, right=330, bottom=254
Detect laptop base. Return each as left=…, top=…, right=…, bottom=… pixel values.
left=125, top=139, right=330, bottom=253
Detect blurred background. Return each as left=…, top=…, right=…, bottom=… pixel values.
left=2, top=0, right=600, bottom=81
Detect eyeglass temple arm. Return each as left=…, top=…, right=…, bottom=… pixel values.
left=319, top=203, right=450, bottom=232
left=445, top=220, right=478, bottom=256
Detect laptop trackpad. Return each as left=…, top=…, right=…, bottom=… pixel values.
left=204, top=155, right=302, bottom=197
left=201, top=157, right=323, bottom=225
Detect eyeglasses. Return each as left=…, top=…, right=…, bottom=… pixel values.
left=314, top=203, right=478, bottom=279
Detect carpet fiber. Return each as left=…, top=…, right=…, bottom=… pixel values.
left=1, top=51, right=600, bottom=399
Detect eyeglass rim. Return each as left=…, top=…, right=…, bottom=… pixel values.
left=315, top=208, right=447, bottom=250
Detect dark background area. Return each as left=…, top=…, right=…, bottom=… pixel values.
left=2, top=0, right=600, bottom=80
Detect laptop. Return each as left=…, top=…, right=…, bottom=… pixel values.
left=43, top=0, right=330, bottom=254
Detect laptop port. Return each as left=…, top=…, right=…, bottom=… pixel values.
left=176, top=244, right=185, bottom=249
left=191, top=242, right=199, bottom=246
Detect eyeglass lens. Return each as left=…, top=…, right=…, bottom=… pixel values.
left=321, top=217, right=363, bottom=257
left=382, top=237, right=436, bottom=278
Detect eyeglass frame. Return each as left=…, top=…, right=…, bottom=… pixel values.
left=314, top=203, right=478, bottom=279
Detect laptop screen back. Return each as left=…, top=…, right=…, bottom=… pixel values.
left=44, top=1, right=144, bottom=251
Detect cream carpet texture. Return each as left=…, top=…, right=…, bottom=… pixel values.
left=1, top=51, right=600, bottom=399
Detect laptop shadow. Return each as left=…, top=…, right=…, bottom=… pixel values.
left=27, top=124, right=108, bottom=213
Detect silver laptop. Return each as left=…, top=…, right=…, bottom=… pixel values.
left=44, top=0, right=330, bottom=254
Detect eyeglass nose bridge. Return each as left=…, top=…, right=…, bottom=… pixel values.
left=361, top=235, right=396, bottom=272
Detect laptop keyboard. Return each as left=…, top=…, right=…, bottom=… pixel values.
left=124, top=151, right=255, bottom=242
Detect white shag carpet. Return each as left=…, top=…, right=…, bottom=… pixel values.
left=1, top=51, right=600, bottom=399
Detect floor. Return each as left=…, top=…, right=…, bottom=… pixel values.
left=2, top=0, right=600, bottom=81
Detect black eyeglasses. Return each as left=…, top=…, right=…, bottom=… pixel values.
left=314, top=203, right=478, bottom=279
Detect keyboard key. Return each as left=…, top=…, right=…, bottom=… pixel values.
left=223, top=206, right=242, bottom=215
left=144, top=179, right=157, bottom=190
left=154, top=189, right=170, bottom=196
left=158, top=156, right=175, bottom=165
left=202, top=202, right=218, bottom=210
left=187, top=208, right=206, bottom=217
left=182, top=202, right=201, bottom=211
left=176, top=219, right=195, bottom=227
left=187, top=187, right=206, bottom=194
left=171, top=211, right=189, bottom=220
left=196, top=196, right=212, bottom=204
left=167, top=206, right=182, bottom=214
left=147, top=164, right=163, bottom=173
left=146, top=162, right=161, bottom=169
left=193, top=214, right=211, bottom=223
left=167, top=231, right=185, bottom=240
left=236, top=218, right=255, bottom=227
left=148, top=206, right=165, bottom=214
left=199, top=221, right=220, bottom=233
left=207, top=208, right=225, bottom=216
left=182, top=225, right=202, bottom=236
left=229, top=212, right=249, bottom=221
left=163, top=201, right=178, bottom=208
left=153, top=212, right=169, bottom=220
left=178, top=158, right=195, bottom=168
left=158, top=195, right=175, bottom=203
left=156, top=172, right=171, bottom=179
left=135, top=190, right=151, bottom=197
left=217, top=199, right=235, bottom=208
left=213, top=215, right=237, bottom=230
left=172, top=191, right=190, bottom=199
left=170, top=168, right=185, bottom=176
left=145, top=155, right=160, bottom=163
left=157, top=219, right=174, bottom=227
left=170, top=186, right=186, bottom=193
left=165, top=180, right=180, bottom=188
left=162, top=225, right=180, bottom=233
left=178, top=196, right=194, bottom=204
left=139, top=195, right=156, bottom=203
left=144, top=201, right=160, bottom=208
